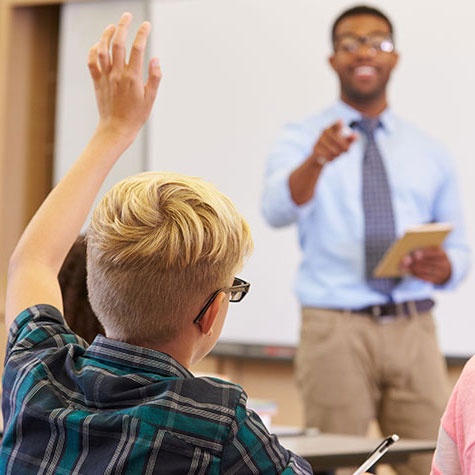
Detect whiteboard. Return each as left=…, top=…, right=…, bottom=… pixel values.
left=56, top=0, right=475, bottom=356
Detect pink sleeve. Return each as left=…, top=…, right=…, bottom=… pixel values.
left=432, top=356, right=475, bottom=474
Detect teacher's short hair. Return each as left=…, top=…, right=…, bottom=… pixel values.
left=331, top=5, right=394, bottom=43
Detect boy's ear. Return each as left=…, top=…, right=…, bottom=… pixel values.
left=198, top=292, right=226, bottom=336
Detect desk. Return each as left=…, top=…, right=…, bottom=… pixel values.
left=278, top=432, right=436, bottom=472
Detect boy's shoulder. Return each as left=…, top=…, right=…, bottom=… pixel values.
left=179, top=374, right=248, bottom=413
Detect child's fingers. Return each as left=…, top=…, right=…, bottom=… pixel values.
left=112, top=12, right=132, bottom=71
left=128, top=21, right=151, bottom=76
left=88, top=43, right=101, bottom=82
left=145, top=57, right=162, bottom=106
left=98, top=24, right=116, bottom=73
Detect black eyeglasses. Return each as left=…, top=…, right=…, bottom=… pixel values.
left=193, top=277, right=251, bottom=324
left=334, top=33, right=394, bottom=55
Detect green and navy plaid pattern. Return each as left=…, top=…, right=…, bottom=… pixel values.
left=0, top=305, right=311, bottom=474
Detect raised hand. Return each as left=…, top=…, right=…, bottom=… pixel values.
left=87, top=12, right=162, bottom=144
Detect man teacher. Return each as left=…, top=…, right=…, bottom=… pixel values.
left=262, top=5, right=469, bottom=474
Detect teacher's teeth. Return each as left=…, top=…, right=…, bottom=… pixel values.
left=354, top=66, right=376, bottom=77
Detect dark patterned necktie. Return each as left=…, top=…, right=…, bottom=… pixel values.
left=356, top=117, right=399, bottom=295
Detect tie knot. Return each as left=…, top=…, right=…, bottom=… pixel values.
left=356, top=117, right=381, bottom=135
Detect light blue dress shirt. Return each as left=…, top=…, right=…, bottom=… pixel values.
left=262, top=101, right=470, bottom=309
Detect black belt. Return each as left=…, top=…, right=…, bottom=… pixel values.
left=351, top=299, right=434, bottom=317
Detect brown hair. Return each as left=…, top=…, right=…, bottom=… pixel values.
left=58, top=236, right=105, bottom=343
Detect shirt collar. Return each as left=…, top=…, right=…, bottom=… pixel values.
left=85, top=334, right=194, bottom=379
left=334, top=99, right=395, bottom=134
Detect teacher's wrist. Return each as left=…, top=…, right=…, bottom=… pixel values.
left=308, top=152, right=328, bottom=169
left=314, top=155, right=328, bottom=167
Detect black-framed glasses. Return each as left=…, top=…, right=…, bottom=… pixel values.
left=193, top=277, right=251, bottom=324
left=334, top=33, right=394, bottom=55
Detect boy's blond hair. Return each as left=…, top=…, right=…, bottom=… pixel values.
left=86, top=172, right=253, bottom=345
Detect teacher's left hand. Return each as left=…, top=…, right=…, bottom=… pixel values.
left=400, top=247, right=451, bottom=285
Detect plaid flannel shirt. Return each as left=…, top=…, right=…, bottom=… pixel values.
left=0, top=305, right=311, bottom=474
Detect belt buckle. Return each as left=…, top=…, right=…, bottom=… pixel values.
left=371, top=304, right=395, bottom=323
left=371, top=305, right=382, bottom=318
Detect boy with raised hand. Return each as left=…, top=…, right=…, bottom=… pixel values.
left=0, top=13, right=312, bottom=475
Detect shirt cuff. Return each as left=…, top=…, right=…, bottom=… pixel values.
left=262, top=169, right=312, bottom=227
left=436, top=248, right=470, bottom=291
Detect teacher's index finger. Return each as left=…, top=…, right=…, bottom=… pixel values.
left=128, top=21, right=152, bottom=75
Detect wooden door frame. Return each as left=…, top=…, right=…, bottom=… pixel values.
left=0, top=0, right=81, bottom=358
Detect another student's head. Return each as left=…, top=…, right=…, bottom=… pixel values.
left=59, top=236, right=105, bottom=344
left=86, top=172, right=253, bottom=349
left=329, top=5, right=398, bottom=104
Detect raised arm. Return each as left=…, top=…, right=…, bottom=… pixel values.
left=5, top=12, right=161, bottom=328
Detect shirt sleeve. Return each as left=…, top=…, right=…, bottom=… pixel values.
left=431, top=148, right=470, bottom=290
left=5, top=304, right=87, bottom=363
left=431, top=412, right=461, bottom=474
left=220, top=392, right=312, bottom=474
left=261, top=122, right=315, bottom=228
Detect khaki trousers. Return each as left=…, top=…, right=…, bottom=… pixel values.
left=295, top=307, right=450, bottom=475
